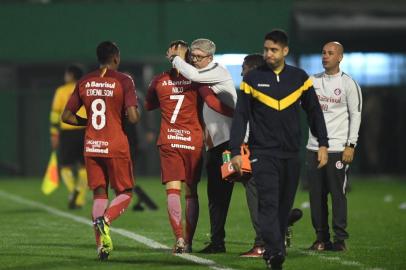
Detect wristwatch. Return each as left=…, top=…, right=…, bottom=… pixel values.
left=346, top=143, right=356, bottom=148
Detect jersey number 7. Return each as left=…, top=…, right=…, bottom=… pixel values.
left=170, top=95, right=184, bottom=124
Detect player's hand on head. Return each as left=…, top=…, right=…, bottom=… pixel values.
left=176, top=46, right=187, bottom=60
left=166, top=47, right=173, bottom=60
left=317, top=146, right=328, bottom=168
left=166, top=45, right=178, bottom=60
left=166, top=44, right=188, bottom=61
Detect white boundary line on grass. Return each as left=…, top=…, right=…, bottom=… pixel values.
left=0, top=190, right=236, bottom=270
left=1, top=190, right=386, bottom=270
left=298, top=250, right=385, bottom=270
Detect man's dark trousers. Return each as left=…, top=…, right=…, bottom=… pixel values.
left=244, top=177, right=264, bottom=247
left=252, top=153, right=300, bottom=257
left=307, top=151, right=349, bottom=242
left=206, top=141, right=234, bottom=245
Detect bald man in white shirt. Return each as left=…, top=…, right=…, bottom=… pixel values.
left=306, top=42, right=362, bottom=252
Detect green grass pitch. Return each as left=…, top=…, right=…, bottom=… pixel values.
left=0, top=176, right=405, bottom=270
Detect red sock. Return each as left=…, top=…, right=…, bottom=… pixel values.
left=92, top=193, right=108, bottom=247
left=185, top=195, right=199, bottom=245
left=104, top=193, right=132, bottom=224
left=167, top=189, right=183, bottom=239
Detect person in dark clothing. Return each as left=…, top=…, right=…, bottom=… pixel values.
left=238, top=54, right=304, bottom=258
left=230, top=30, right=328, bottom=270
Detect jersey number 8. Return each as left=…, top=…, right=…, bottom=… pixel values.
left=91, top=98, right=106, bottom=130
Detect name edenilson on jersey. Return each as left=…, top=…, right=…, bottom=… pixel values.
left=86, top=89, right=114, bottom=97
left=85, top=81, right=115, bottom=97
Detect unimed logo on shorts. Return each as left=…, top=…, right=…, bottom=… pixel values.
left=170, top=143, right=195, bottom=150
left=85, top=147, right=109, bottom=154
left=167, top=134, right=192, bottom=141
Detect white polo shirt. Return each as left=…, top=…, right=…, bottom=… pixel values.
left=172, top=56, right=237, bottom=149
left=307, top=70, right=362, bottom=152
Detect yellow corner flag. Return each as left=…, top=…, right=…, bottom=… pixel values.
left=41, top=151, right=59, bottom=195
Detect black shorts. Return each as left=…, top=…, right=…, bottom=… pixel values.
left=58, top=129, right=85, bottom=166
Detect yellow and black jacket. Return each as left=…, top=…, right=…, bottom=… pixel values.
left=50, top=82, right=86, bottom=136
left=230, top=64, right=328, bottom=158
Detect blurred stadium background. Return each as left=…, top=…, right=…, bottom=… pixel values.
left=0, top=0, right=405, bottom=178
left=1, top=1, right=406, bottom=270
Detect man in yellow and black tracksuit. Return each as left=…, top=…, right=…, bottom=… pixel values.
left=50, top=64, right=88, bottom=209
left=230, top=30, right=328, bottom=270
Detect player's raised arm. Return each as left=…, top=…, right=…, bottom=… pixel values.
left=169, top=39, right=229, bottom=84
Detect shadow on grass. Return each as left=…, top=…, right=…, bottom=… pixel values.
left=2, top=250, right=201, bottom=270
left=0, top=208, right=44, bottom=214
left=223, top=240, right=252, bottom=246
left=18, top=242, right=172, bottom=253
left=18, top=242, right=97, bottom=250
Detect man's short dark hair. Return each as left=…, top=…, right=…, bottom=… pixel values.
left=169, top=40, right=190, bottom=63
left=169, top=40, right=188, bottom=48
left=243, top=54, right=264, bottom=69
left=66, top=64, right=84, bottom=80
left=96, top=41, right=120, bottom=64
left=264, top=29, right=289, bottom=47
